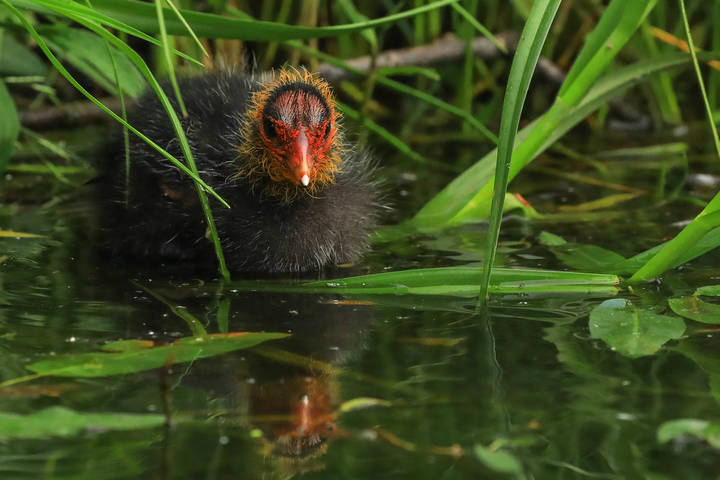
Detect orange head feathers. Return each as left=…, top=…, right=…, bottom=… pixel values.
left=236, top=68, right=343, bottom=203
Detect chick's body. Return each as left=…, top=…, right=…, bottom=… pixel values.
left=98, top=71, right=379, bottom=273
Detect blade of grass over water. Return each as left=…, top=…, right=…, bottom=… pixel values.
left=479, top=0, right=561, bottom=305
left=630, top=0, right=720, bottom=283
left=375, top=52, right=705, bottom=241
left=451, top=0, right=657, bottom=224
left=12, top=0, right=458, bottom=41
left=1, top=2, right=228, bottom=210
left=397, top=0, right=660, bottom=232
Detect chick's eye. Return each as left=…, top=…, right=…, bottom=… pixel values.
left=263, top=117, right=277, bottom=139
left=323, top=122, right=332, bottom=140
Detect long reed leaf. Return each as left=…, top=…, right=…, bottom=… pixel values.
left=629, top=0, right=720, bottom=283
left=479, top=0, right=561, bottom=304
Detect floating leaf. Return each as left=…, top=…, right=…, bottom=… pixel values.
left=669, top=297, right=720, bottom=324
left=657, top=419, right=720, bottom=448
left=539, top=231, right=627, bottom=272
left=27, top=332, right=288, bottom=378
left=0, top=406, right=164, bottom=440
left=589, top=299, right=685, bottom=358
left=474, top=445, right=523, bottom=474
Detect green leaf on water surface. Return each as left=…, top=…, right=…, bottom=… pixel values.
left=589, top=299, right=685, bottom=358
left=657, top=419, right=720, bottom=448
left=339, top=397, right=392, bottom=413
left=668, top=297, right=720, bottom=324
left=539, top=231, right=627, bottom=273
left=0, top=79, right=19, bottom=172
left=696, top=285, right=720, bottom=297
left=474, top=445, right=522, bottom=474
left=0, top=406, right=164, bottom=440
left=292, top=267, right=619, bottom=297
left=39, top=26, right=146, bottom=97
left=27, top=332, right=288, bottom=378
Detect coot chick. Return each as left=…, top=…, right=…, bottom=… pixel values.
left=97, top=69, right=381, bottom=273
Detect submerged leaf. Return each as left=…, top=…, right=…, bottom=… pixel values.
left=669, top=297, right=720, bottom=324
left=27, top=332, right=288, bottom=378
left=0, top=406, right=164, bottom=440
left=658, top=419, right=720, bottom=448
left=589, top=299, right=685, bottom=358
left=539, top=231, right=627, bottom=272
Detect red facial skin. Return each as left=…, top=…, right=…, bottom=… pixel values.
left=259, top=89, right=336, bottom=187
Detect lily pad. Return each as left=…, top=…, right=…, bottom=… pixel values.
left=27, top=332, right=288, bottom=378
left=589, top=299, right=685, bottom=358
left=0, top=406, right=164, bottom=440
left=668, top=297, right=720, bottom=324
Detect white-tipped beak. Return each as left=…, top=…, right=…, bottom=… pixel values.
left=301, top=174, right=310, bottom=186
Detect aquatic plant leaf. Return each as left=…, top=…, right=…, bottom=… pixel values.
left=589, top=299, right=685, bottom=358
left=0, top=79, right=19, bottom=172
left=27, top=332, right=288, bottom=378
left=474, top=445, right=522, bottom=474
left=479, top=0, right=561, bottom=302
left=14, top=0, right=456, bottom=41
left=657, top=419, right=720, bottom=448
left=0, top=32, right=47, bottom=76
left=402, top=52, right=705, bottom=232
left=539, top=231, right=627, bottom=272
left=39, top=26, right=146, bottom=97
left=0, top=406, right=164, bottom=440
left=696, top=285, right=720, bottom=296
left=235, top=267, right=620, bottom=297
left=668, top=297, right=720, bottom=324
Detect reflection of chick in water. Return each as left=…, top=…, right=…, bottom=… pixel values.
left=164, top=290, right=371, bottom=472
left=251, top=373, right=338, bottom=461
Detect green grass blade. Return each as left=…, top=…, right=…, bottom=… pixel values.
left=558, top=0, right=657, bottom=105
left=478, top=0, right=561, bottom=304
left=629, top=0, right=720, bottom=283
left=163, top=0, right=207, bottom=57
left=17, top=0, right=203, bottom=67
left=155, top=0, right=187, bottom=117
left=229, top=266, right=619, bottom=297
left=399, top=53, right=701, bottom=233
left=15, top=0, right=459, bottom=41
left=450, top=2, right=507, bottom=53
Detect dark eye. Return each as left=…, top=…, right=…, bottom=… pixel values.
left=323, top=122, right=331, bottom=139
left=263, top=117, right=277, bottom=138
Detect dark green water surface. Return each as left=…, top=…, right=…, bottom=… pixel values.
left=1, top=126, right=720, bottom=479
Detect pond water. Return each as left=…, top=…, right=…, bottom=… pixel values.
left=1, top=123, right=720, bottom=479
